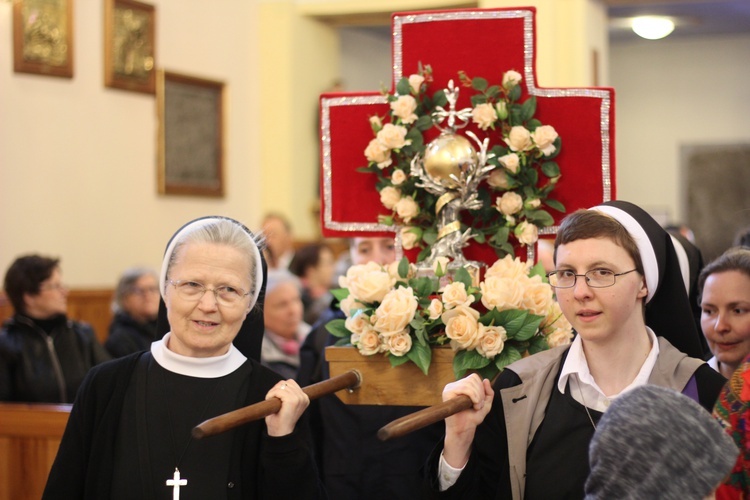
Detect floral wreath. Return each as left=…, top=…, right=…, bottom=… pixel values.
left=362, top=64, right=564, bottom=259
left=326, top=255, right=573, bottom=379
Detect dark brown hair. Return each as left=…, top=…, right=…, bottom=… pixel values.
left=3, top=255, right=60, bottom=314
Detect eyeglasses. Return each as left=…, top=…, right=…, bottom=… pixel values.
left=40, top=283, right=68, bottom=293
left=168, top=280, right=250, bottom=307
left=129, top=286, right=160, bottom=297
left=546, top=268, right=638, bottom=289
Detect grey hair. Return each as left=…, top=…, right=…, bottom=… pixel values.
left=112, top=267, right=158, bottom=313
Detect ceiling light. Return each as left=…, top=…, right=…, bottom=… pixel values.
left=631, top=16, right=675, bottom=40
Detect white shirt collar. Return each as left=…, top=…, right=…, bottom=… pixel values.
left=151, top=332, right=247, bottom=378
left=558, top=327, right=660, bottom=412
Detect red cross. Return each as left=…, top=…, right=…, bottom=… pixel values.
left=320, top=7, right=615, bottom=263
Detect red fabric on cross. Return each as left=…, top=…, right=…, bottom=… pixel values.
left=320, top=7, right=616, bottom=263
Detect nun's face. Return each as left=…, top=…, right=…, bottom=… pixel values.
left=165, top=241, right=253, bottom=357
left=700, top=270, right=750, bottom=375
left=554, top=237, right=648, bottom=344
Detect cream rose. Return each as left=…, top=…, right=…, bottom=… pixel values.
left=342, top=261, right=393, bottom=303
left=497, top=191, right=523, bottom=216
left=485, top=254, right=531, bottom=281
left=442, top=305, right=481, bottom=350
left=521, top=276, right=554, bottom=316
left=356, top=327, right=383, bottom=356
left=427, top=298, right=443, bottom=320
left=379, top=186, right=402, bottom=210
left=365, top=138, right=392, bottom=168
left=395, top=197, right=419, bottom=223
left=441, top=282, right=473, bottom=310
left=373, top=287, right=418, bottom=335
left=377, top=123, right=410, bottom=150
left=506, top=126, right=533, bottom=152
left=516, top=221, right=539, bottom=246
left=338, top=294, right=364, bottom=318
left=391, top=169, right=407, bottom=186
left=495, top=101, right=508, bottom=120
left=387, top=259, right=416, bottom=280
left=527, top=198, right=541, bottom=209
left=531, top=125, right=558, bottom=156
left=476, top=324, right=507, bottom=358
left=432, top=256, right=451, bottom=275
left=546, top=327, right=574, bottom=348
left=480, top=276, right=526, bottom=311
left=498, top=153, right=520, bottom=174
left=472, top=103, right=497, bottom=130
left=487, top=169, right=510, bottom=190
left=345, top=311, right=371, bottom=336
left=502, top=70, right=522, bottom=89
left=369, top=115, right=382, bottom=129
left=400, top=226, right=419, bottom=251
left=409, top=74, right=425, bottom=94
left=390, top=95, right=418, bottom=124
left=387, top=331, right=413, bottom=357
left=543, top=302, right=572, bottom=332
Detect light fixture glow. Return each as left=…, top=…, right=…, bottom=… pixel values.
left=631, top=16, right=675, bottom=40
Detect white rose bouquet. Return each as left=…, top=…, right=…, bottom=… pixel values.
left=326, top=255, right=573, bottom=379
left=362, top=63, right=565, bottom=259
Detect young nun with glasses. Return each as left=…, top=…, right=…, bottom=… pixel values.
left=44, top=217, right=324, bottom=500
left=423, top=200, right=726, bottom=499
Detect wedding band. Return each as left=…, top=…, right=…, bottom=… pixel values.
left=280, top=383, right=287, bottom=390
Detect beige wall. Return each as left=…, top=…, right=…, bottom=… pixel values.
left=0, top=0, right=261, bottom=287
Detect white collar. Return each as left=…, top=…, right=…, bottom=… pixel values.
left=558, top=327, right=660, bottom=412
left=151, top=332, right=247, bottom=378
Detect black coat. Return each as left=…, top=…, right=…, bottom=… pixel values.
left=0, top=314, right=110, bottom=403
left=105, top=311, right=158, bottom=358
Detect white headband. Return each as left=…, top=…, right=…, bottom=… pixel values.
left=159, top=217, right=264, bottom=310
left=592, top=205, right=659, bottom=303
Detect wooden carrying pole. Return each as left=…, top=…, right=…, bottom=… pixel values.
left=377, top=394, right=473, bottom=441
left=193, top=369, right=361, bottom=439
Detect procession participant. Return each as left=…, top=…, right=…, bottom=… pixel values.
left=698, top=247, right=750, bottom=379
left=43, top=217, right=324, bottom=499
left=424, top=201, right=725, bottom=499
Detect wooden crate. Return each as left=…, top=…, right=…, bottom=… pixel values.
left=325, top=346, right=456, bottom=406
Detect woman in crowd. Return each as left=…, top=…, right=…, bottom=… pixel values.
left=43, top=217, right=323, bottom=499
left=0, top=254, right=109, bottom=403
left=698, top=247, right=750, bottom=379
left=105, top=267, right=161, bottom=358
left=260, top=269, right=310, bottom=379
left=289, top=243, right=335, bottom=325
left=424, top=200, right=725, bottom=499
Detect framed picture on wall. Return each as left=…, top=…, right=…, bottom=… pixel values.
left=13, top=0, right=74, bottom=78
left=157, top=70, right=225, bottom=197
left=104, top=0, right=156, bottom=94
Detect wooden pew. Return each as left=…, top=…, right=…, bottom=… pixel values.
left=0, top=403, right=71, bottom=500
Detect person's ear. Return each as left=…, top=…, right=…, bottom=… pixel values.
left=637, top=276, right=648, bottom=300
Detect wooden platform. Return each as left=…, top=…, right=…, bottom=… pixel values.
left=0, top=403, right=71, bottom=500
left=325, top=346, right=456, bottom=406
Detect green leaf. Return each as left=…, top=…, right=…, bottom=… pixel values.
left=330, top=288, right=350, bottom=302
left=528, top=335, right=549, bottom=355
left=409, top=276, right=436, bottom=298
left=407, top=341, right=432, bottom=375
left=453, top=267, right=473, bottom=289
left=417, top=246, right=431, bottom=262
left=422, top=228, right=438, bottom=245
left=474, top=232, right=486, bottom=244
left=545, top=198, right=565, bottom=213
left=396, top=77, right=411, bottom=96
left=453, top=349, right=492, bottom=379
left=432, top=90, right=448, bottom=108
left=528, top=262, right=547, bottom=280
left=526, top=118, right=542, bottom=130
left=356, top=166, right=373, bottom=173
left=334, top=337, right=351, bottom=347
left=520, top=96, right=537, bottom=122
left=525, top=210, right=554, bottom=227
left=515, top=314, right=545, bottom=341
left=325, top=318, right=350, bottom=338
left=541, top=162, right=560, bottom=178
left=472, top=77, right=488, bottom=91
left=476, top=363, right=501, bottom=381
left=398, top=257, right=410, bottom=279
left=389, top=353, right=411, bottom=367
left=508, top=84, right=522, bottom=102
left=491, top=226, right=510, bottom=245
left=494, top=345, right=523, bottom=370
left=485, top=85, right=501, bottom=99
left=415, top=114, right=434, bottom=131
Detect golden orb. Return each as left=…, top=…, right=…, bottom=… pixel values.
left=423, top=133, right=477, bottom=189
